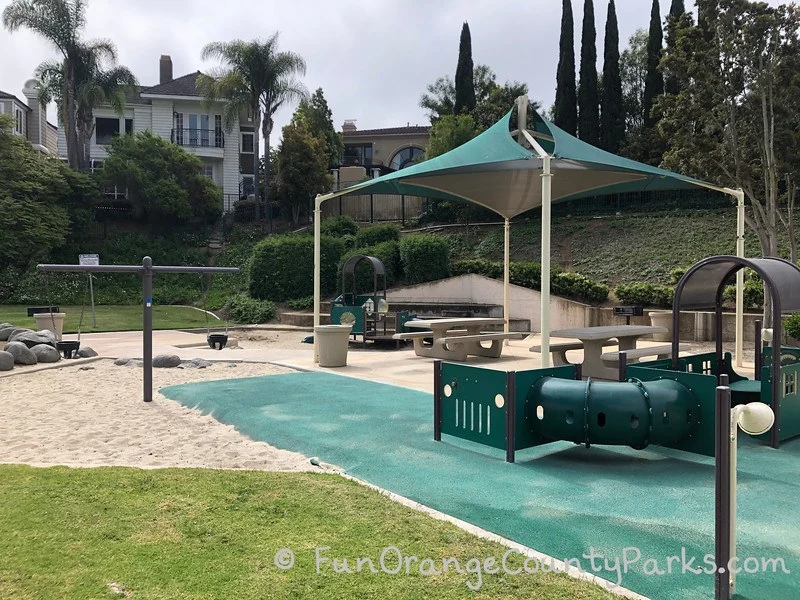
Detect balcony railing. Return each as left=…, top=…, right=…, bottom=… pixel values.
left=171, top=128, right=225, bottom=149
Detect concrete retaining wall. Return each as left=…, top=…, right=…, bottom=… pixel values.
left=387, top=274, right=763, bottom=342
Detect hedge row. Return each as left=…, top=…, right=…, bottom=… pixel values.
left=614, top=282, right=674, bottom=308
left=249, top=235, right=345, bottom=302
left=451, top=259, right=608, bottom=304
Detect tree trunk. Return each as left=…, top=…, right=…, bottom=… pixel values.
left=262, top=111, right=274, bottom=222
left=64, top=59, right=80, bottom=169
left=252, top=105, right=260, bottom=221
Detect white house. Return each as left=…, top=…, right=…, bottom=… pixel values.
left=57, top=55, right=255, bottom=211
left=0, top=79, right=58, bottom=154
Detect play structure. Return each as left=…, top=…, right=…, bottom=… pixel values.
left=329, top=254, right=417, bottom=345
left=434, top=256, right=800, bottom=461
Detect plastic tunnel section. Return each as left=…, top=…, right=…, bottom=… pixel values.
left=528, top=378, right=701, bottom=450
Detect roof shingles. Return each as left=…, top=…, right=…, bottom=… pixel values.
left=141, top=72, right=202, bottom=97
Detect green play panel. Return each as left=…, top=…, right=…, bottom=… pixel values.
left=162, top=371, right=800, bottom=600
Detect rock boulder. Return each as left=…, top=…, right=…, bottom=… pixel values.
left=0, top=350, right=13, bottom=371
left=31, top=344, right=61, bottom=363
left=153, top=354, right=181, bottom=368
left=4, top=341, right=37, bottom=365
left=9, top=330, right=57, bottom=349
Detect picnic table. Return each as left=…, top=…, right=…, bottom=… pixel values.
left=393, top=317, right=527, bottom=361
left=548, top=325, right=668, bottom=380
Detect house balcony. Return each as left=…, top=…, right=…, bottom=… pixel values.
left=171, top=128, right=225, bottom=158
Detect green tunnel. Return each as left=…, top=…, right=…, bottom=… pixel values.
left=528, top=377, right=702, bottom=450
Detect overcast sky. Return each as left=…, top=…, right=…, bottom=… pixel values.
left=0, top=0, right=785, bottom=141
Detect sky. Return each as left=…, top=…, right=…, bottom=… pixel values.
left=0, top=0, right=786, bottom=142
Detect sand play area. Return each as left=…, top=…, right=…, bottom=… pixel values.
left=0, top=329, right=318, bottom=471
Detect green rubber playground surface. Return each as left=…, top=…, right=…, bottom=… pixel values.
left=162, top=372, right=800, bottom=600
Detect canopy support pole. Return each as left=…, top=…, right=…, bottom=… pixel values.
left=313, top=194, right=323, bottom=363
left=734, top=189, right=745, bottom=368
left=504, top=217, right=510, bottom=343
left=540, top=155, right=552, bottom=368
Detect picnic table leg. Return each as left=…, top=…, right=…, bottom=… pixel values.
left=581, top=338, right=618, bottom=380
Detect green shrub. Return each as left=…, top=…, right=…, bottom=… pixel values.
left=510, top=262, right=545, bottom=289
left=722, top=279, right=764, bottom=309
left=785, top=314, right=800, bottom=340
left=338, top=241, right=402, bottom=293
left=615, top=282, right=674, bottom=307
left=451, top=259, right=503, bottom=279
left=399, top=234, right=450, bottom=284
left=669, top=267, right=688, bottom=285
left=249, top=235, right=344, bottom=302
left=320, top=215, right=358, bottom=237
left=233, top=198, right=258, bottom=222
left=287, top=296, right=314, bottom=310
left=228, top=295, right=276, bottom=324
left=450, top=259, right=608, bottom=304
left=355, top=223, right=400, bottom=248
left=552, top=272, right=609, bottom=304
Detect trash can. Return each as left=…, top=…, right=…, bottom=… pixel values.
left=34, top=312, right=66, bottom=341
left=648, top=310, right=673, bottom=342
left=314, top=324, right=353, bottom=367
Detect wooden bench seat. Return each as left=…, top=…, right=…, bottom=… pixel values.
left=601, top=344, right=682, bottom=365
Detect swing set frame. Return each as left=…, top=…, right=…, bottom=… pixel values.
left=37, top=256, right=239, bottom=402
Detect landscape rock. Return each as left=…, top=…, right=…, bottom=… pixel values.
left=153, top=354, right=181, bottom=368
left=182, top=358, right=212, bottom=369
left=4, top=341, right=37, bottom=365
left=114, top=357, right=132, bottom=366
left=0, top=350, right=13, bottom=371
left=0, top=327, right=29, bottom=342
left=30, top=344, right=61, bottom=363
left=124, top=360, right=144, bottom=368
left=9, top=329, right=57, bottom=349
left=76, top=347, right=98, bottom=358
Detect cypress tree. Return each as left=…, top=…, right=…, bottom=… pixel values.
left=454, top=22, right=476, bottom=115
left=642, top=0, right=664, bottom=128
left=554, top=0, right=578, bottom=135
left=664, top=0, right=686, bottom=95
left=578, top=0, right=600, bottom=144
left=600, top=0, right=624, bottom=152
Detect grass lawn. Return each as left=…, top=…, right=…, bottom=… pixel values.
left=0, top=466, right=614, bottom=600
left=0, top=305, right=218, bottom=334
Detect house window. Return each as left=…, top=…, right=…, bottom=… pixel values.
left=389, top=146, right=424, bottom=171
left=125, top=118, right=133, bottom=134
left=96, top=117, right=120, bottom=145
left=175, top=112, right=184, bottom=145
left=15, top=108, right=23, bottom=135
left=241, top=132, right=254, bottom=153
left=342, top=144, right=372, bottom=166
left=204, top=164, right=214, bottom=180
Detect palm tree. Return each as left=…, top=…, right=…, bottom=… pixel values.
left=198, top=34, right=307, bottom=219
left=37, top=41, right=138, bottom=166
left=3, top=0, right=85, bottom=168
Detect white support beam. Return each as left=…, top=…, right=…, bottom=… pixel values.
left=313, top=194, right=323, bottom=364
left=540, top=155, right=553, bottom=368
left=504, top=218, right=510, bottom=343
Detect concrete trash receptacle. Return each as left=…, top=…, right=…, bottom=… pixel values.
left=315, top=324, right=353, bottom=367
left=648, top=311, right=673, bottom=342
left=34, top=312, right=66, bottom=341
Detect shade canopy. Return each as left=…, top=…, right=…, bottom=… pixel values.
left=321, top=108, right=725, bottom=218
left=313, top=98, right=742, bottom=370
